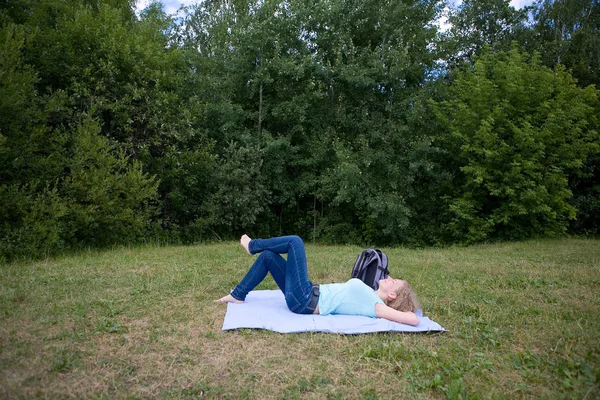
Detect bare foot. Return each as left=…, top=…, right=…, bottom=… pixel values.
left=215, top=294, right=244, bottom=304
left=240, top=234, right=252, bottom=255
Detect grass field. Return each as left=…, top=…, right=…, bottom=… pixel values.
left=1, top=238, right=599, bottom=399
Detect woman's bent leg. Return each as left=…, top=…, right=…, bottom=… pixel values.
left=248, top=236, right=315, bottom=314
left=230, top=250, right=286, bottom=301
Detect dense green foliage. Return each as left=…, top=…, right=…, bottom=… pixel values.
left=1, top=0, right=599, bottom=259
left=433, top=50, right=599, bottom=242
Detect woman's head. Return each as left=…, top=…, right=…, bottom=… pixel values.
left=379, top=277, right=420, bottom=312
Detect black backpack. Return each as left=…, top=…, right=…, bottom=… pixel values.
left=352, top=249, right=389, bottom=290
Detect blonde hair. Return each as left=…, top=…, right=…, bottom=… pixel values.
left=386, top=281, right=420, bottom=312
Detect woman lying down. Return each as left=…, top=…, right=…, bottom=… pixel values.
left=216, top=235, right=420, bottom=326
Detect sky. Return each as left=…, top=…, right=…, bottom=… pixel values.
left=135, top=0, right=196, bottom=16
left=135, top=0, right=537, bottom=17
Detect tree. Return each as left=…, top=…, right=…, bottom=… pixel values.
left=0, top=2, right=162, bottom=259
left=432, top=48, right=599, bottom=243
left=61, top=118, right=158, bottom=247
left=442, top=0, right=530, bottom=68
left=531, top=0, right=600, bottom=88
left=525, top=0, right=600, bottom=235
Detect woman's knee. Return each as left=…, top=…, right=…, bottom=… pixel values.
left=288, top=235, right=303, bottom=246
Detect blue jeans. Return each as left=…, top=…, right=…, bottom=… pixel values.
left=230, top=236, right=316, bottom=314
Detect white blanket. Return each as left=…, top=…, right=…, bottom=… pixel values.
left=221, top=290, right=447, bottom=334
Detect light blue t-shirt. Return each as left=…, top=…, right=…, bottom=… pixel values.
left=318, top=278, right=384, bottom=318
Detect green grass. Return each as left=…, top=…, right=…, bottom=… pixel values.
left=1, top=238, right=599, bottom=399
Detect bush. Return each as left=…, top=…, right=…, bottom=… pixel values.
left=61, top=118, right=158, bottom=247
left=432, top=49, right=600, bottom=243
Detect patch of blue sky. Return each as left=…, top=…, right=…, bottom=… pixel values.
left=135, top=0, right=198, bottom=17
left=136, top=0, right=537, bottom=17
left=437, top=0, right=536, bottom=31
left=449, top=0, right=535, bottom=8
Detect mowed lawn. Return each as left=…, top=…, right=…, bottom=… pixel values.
left=0, top=238, right=598, bottom=399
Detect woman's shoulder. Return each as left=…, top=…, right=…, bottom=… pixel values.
left=322, top=279, right=369, bottom=293
left=348, top=278, right=372, bottom=289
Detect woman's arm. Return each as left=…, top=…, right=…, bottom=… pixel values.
left=375, top=303, right=420, bottom=326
